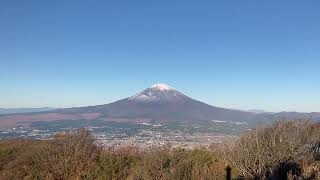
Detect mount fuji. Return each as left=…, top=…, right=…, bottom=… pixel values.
left=128, top=83, right=192, bottom=103
left=53, top=83, right=257, bottom=123
left=1, top=83, right=319, bottom=130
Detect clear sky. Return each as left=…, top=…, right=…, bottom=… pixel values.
left=1, top=0, right=320, bottom=112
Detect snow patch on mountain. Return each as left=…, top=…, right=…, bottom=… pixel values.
left=128, top=83, right=190, bottom=103
left=150, top=83, right=174, bottom=91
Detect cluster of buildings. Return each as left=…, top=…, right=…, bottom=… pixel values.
left=0, top=122, right=238, bottom=149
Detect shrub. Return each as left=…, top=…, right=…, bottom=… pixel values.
left=132, top=146, right=227, bottom=180
left=0, top=129, right=100, bottom=180
left=221, top=120, right=320, bottom=179
left=85, top=146, right=139, bottom=180
left=1, top=120, right=318, bottom=179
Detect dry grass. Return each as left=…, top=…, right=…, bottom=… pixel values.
left=0, top=129, right=100, bottom=180
left=0, top=120, right=319, bottom=180
left=217, top=120, right=320, bottom=179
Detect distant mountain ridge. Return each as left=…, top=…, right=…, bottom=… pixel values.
left=246, top=109, right=273, bottom=114
left=47, top=83, right=320, bottom=123
left=0, top=107, right=56, bottom=115
left=54, top=83, right=257, bottom=123
left=0, top=83, right=319, bottom=130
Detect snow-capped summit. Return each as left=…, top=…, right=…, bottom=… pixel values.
left=47, top=83, right=266, bottom=124
left=150, top=83, right=174, bottom=91
left=128, top=83, right=190, bottom=103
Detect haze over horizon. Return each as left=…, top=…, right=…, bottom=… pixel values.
left=1, top=1, right=320, bottom=112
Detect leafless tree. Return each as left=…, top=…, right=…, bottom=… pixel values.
left=220, top=120, right=320, bottom=178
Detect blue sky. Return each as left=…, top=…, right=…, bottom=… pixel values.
left=1, top=0, right=320, bottom=112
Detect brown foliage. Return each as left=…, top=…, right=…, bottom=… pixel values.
left=84, top=145, right=227, bottom=180
left=218, top=120, right=320, bottom=179
left=0, top=120, right=319, bottom=180
left=0, top=129, right=100, bottom=180
left=131, top=147, right=226, bottom=180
